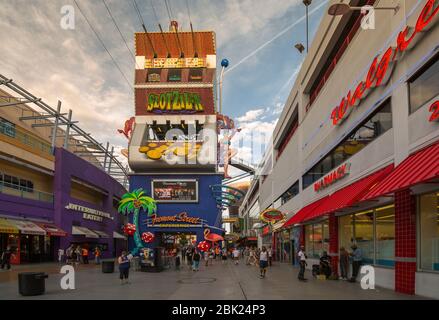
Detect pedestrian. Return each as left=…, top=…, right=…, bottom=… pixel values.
left=192, top=249, right=201, bottom=271
left=259, top=246, right=269, bottom=278
left=268, top=246, right=273, bottom=267
left=175, top=254, right=181, bottom=270
left=94, top=247, right=101, bottom=264
left=65, top=245, right=73, bottom=264
left=232, top=247, right=240, bottom=265
left=208, top=248, right=214, bottom=265
left=349, top=244, right=363, bottom=282
left=297, top=245, right=308, bottom=281
left=204, top=250, right=209, bottom=267
left=182, top=246, right=186, bottom=262
left=339, top=247, right=349, bottom=280
left=75, top=245, right=82, bottom=264
left=82, top=246, right=89, bottom=264
left=186, top=246, right=193, bottom=267
left=1, top=246, right=13, bottom=270
left=58, top=248, right=64, bottom=264
left=71, top=245, right=78, bottom=265
left=248, top=247, right=257, bottom=266
left=118, top=251, right=131, bottom=284
left=221, top=248, right=228, bottom=264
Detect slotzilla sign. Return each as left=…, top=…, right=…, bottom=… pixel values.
left=147, top=92, right=204, bottom=113
left=65, top=203, right=114, bottom=222
left=314, top=163, right=351, bottom=192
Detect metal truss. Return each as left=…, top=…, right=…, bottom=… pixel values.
left=0, top=74, right=129, bottom=188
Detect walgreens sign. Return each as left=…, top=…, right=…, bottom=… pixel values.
left=314, top=163, right=351, bottom=192
left=331, top=0, right=439, bottom=126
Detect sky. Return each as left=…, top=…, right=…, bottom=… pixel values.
left=0, top=0, right=328, bottom=169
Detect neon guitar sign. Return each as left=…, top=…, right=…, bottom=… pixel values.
left=331, top=0, right=439, bottom=126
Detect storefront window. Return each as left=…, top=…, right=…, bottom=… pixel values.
left=409, top=55, right=439, bottom=114
left=419, top=192, right=439, bottom=271
left=354, top=210, right=374, bottom=264
left=302, top=100, right=392, bottom=189
left=305, top=224, right=313, bottom=257
left=375, top=205, right=395, bottom=267
left=323, top=222, right=329, bottom=253
left=339, top=214, right=354, bottom=252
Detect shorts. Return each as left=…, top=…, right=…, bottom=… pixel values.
left=119, top=267, right=129, bottom=279
left=259, top=260, right=268, bottom=269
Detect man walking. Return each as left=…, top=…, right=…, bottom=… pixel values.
left=268, top=246, right=273, bottom=267
left=297, top=245, right=307, bottom=281
left=349, top=244, right=363, bottom=282
left=1, top=246, right=13, bottom=270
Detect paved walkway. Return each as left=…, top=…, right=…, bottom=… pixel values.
left=0, top=259, right=428, bottom=300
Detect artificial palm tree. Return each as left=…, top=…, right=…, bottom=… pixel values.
left=118, top=188, right=157, bottom=254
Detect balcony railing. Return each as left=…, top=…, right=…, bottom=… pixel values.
left=0, top=181, right=54, bottom=203
left=0, top=122, right=53, bottom=156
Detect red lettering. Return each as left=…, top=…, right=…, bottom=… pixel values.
left=416, top=0, right=439, bottom=32
left=397, top=26, right=416, bottom=53
left=375, top=48, right=394, bottom=87
left=365, top=57, right=378, bottom=90
left=331, top=107, right=340, bottom=125
left=350, top=81, right=365, bottom=106
left=429, top=101, right=439, bottom=122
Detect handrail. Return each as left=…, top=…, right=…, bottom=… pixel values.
left=0, top=181, right=54, bottom=203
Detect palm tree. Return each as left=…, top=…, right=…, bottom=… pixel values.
left=118, top=188, right=157, bottom=254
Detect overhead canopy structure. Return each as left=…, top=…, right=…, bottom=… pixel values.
left=210, top=184, right=246, bottom=210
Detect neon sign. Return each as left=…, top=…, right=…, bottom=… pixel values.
left=314, top=163, right=350, bottom=192
left=331, top=0, right=439, bottom=126
left=429, top=101, right=439, bottom=122
left=147, top=91, right=204, bottom=113
left=149, top=212, right=202, bottom=225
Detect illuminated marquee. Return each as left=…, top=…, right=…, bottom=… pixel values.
left=145, top=57, right=205, bottom=69
left=146, top=212, right=204, bottom=227
left=147, top=91, right=204, bottom=113
left=314, top=163, right=350, bottom=192
left=331, top=0, right=439, bottom=126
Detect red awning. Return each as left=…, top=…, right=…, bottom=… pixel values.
left=303, top=165, right=394, bottom=222
left=282, top=196, right=329, bottom=228
left=362, top=141, right=439, bottom=200
left=36, top=222, right=67, bottom=237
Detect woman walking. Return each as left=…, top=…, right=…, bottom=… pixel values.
left=259, top=246, right=268, bottom=278
left=192, top=249, right=201, bottom=271
left=118, top=251, right=131, bottom=284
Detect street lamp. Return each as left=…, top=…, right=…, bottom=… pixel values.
left=327, top=3, right=399, bottom=16
left=303, top=0, right=312, bottom=53
left=219, top=58, right=229, bottom=114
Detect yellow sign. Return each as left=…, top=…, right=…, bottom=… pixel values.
left=145, top=58, right=205, bottom=69
left=222, top=217, right=239, bottom=223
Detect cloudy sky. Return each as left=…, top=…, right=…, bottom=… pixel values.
left=0, top=0, right=328, bottom=168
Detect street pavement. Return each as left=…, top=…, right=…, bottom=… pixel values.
left=0, top=258, right=429, bottom=300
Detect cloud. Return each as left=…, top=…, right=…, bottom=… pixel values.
left=236, top=108, right=265, bottom=123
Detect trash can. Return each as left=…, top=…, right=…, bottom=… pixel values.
left=18, top=272, right=48, bottom=296
left=102, top=260, right=115, bottom=273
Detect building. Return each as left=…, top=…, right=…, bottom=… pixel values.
left=0, top=80, right=127, bottom=264
left=126, top=22, right=224, bottom=256
left=239, top=0, right=439, bottom=299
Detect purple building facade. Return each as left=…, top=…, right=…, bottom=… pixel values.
left=0, top=148, right=127, bottom=263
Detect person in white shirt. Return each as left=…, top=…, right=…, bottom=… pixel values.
left=259, top=246, right=269, bottom=278
left=268, top=246, right=273, bottom=267
left=297, top=245, right=308, bottom=281
left=58, top=248, right=64, bottom=263
left=232, top=248, right=240, bottom=265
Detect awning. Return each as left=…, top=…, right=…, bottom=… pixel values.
left=35, top=222, right=67, bottom=237
left=72, top=226, right=99, bottom=238
left=304, top=165, right=394, bottom=222
left=0, top=218, right=19, bottom=234
left=113, top=231, right=127, bottom=240
left=9, top=219, right=46, bottom=235
left=282, top=196, right=329, bottom=228
left=362, top=141, right=439, bottom=200
left=93, top=230, right=110, bottom=238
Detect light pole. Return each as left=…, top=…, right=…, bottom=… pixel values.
left=218, top=58, right=229, bottom=114
left=303, top=0, right=312, bottom=53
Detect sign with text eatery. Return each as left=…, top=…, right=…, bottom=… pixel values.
left=314, top=163, right=351, bottom=192
left=65, top=203, right=114, bottom=222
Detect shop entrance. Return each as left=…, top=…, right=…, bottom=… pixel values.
left=156, top=232, right=197, bottom=256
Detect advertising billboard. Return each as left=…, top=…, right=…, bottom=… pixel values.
left=152, top=179, right=198, bottom=203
